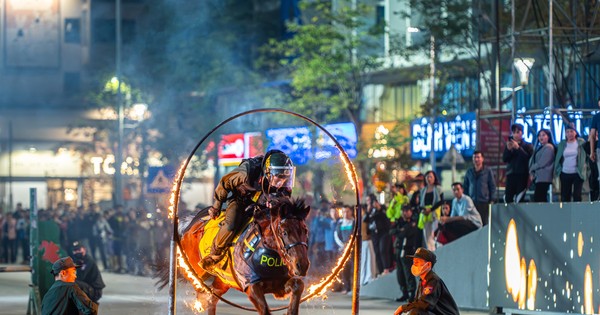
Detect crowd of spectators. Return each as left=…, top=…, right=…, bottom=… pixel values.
left=0, top=202, right=171, bottom=277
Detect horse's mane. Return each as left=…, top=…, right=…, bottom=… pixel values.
left=180, top=206, right=211, bottom=235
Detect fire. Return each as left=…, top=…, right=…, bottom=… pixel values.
left=306, top=234, right=354, bottom=299
left=584, top=264, right=593, bottom=314
left=339, top=154, right=357, bottom=191
left=505, top=219, right=521, bottom=302
left=526, top=259, right=537, bottom=310
left=518, top=257, right=526, bottom=309
left=577, top=232, right=584, bottom=257
left=168, top=162, right=187, bottom=219
left=184, top=299, right=205, bottom=313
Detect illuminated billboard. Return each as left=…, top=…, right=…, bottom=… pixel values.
left=315, top=122, right=358, bottom=161
left=265, top=126, right=312, bottom=165
left=411, top=112, right=477, bottom=160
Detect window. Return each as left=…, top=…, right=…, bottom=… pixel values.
left=64, top=18, right=81, bottom=43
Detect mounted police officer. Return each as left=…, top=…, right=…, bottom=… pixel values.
left=200, top=150, right=295, bottom=270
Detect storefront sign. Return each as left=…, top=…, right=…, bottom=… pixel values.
left=411, top=112, right=477, bottom=160
left=513, top=108, right=594, bottom=144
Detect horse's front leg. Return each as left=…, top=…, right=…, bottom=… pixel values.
left=285, top=277, right=305, bottom=315
left=247, top=283, right=271, bottom=315
left=201, top=278, right=230, bottom=315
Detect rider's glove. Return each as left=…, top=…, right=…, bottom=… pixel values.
left=208, top=206, right=220, bottom=220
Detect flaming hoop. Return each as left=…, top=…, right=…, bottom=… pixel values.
left=167, top=108, right=362, bottom=315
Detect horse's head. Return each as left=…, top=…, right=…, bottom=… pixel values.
left=268, top=196, right=311, bottom=277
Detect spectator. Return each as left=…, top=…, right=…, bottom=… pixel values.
left=91, top=211, right=112, bottom=271
left=503, top=123, right=534, bottom=203
left=588, top=97, right=600, bottom=186
left=418, top=171, right=443, bottom=251
left=529, top=129, right=556, bottom=202
left=2, top=212, right=17, bottom=263
left=360, top=206, right=377, bottom=286
left=308, top=200, right=329, bottom=273
left=334, top=206, right=355, bottom=294
left=409, top=174, right=425, bottom=211
left=367, top=194, right=393, bottom=274
left=387, top=183, right=409, bottom=223
left=391, top=205, right=420, bottom=302
left=584, top=140, right=600, bottom=201
left=323, top=207, right=338, bottom=274
left=71, top=241, right=105, bottom=303
left=463, top=150, right=496, bottom=225
left=554, top=124, right=587, bottom=202
left=438, top=183, right=482, bottom=245
left=41, top=256, right=98, bottom=315
left=393, top=248, right=459, bottom=315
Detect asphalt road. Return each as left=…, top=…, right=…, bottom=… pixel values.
left=0, top=266, right=487, bottom=315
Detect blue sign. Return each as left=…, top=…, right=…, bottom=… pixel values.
left=514, top=108, right=596, bottom=144
left=411, top=112, right=477, bottom=160
left=265, top=126, right=312, bottom=165
left=147, top=166, right=175, bottom=194
left=315, top=122, right=358, bottom=161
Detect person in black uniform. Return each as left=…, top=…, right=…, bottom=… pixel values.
left=41, top=256, right=98, bottom=315
left=394, top=247, right=459, bottom=315
left=71, top=241, right=105, bottom=303
left=391, top=205, right=421, bottom=302
left=200, top=150, right=295, bottom=270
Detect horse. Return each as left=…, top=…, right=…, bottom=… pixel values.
left=158, top=196, right=311, bottom=315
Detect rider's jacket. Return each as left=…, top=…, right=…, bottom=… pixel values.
left=212, top=156, right=264, bottom=211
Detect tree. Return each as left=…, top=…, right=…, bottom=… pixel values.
left=259, top=0, right=385, bottom=198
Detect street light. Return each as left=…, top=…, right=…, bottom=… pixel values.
left=407, top=26, right=437, bottom=172
left=514, top=58, right=535, bottom=85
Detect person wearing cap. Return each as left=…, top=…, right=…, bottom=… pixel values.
left=394, top=247, right=459, bottom=315
left=71, top=241, right=105, bottom=303
left=390, top=205, right=420, bottom=302
left=554, top=123, right=587, bottom=202
left=41, top=256, right=98, bottom=315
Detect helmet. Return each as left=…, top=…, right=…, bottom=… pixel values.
left=262, top=150, right=295, bottom=193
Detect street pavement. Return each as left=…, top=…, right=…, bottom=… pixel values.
left=0, top=265, right=488, bottom=314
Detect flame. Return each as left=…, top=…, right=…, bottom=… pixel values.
left=168, top=162, right=187, bottom=219
left=175, top=247, right=209, bottom=293
left=184, top=299, right=205, bottom=313
left=577, top=232, right=584, bottom=257
left=307, top=234, right=354, bottom=298
left=526, top=259, right=537, bottom=310
left=505, top=219, right=521, bottom=302
left=584, top=264, right=593, bottom=314
left=518, top=257, right=527, bottom=309
left=339, top=154, right=357, bottom=191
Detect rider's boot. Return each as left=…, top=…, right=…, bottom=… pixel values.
left=200, top=246, right=225, bottom=271
left=200, top=227, right=232, bottom=271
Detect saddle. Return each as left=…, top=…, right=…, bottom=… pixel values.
left=196, top=205, right=289, bottom=290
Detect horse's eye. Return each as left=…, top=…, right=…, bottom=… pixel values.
left=282, top=231, right=288, bottom=237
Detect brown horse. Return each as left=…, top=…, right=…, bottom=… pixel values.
left=169, top=196, right=311, bottom=315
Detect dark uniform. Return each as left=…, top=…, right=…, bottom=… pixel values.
left=391, top=210, right=421, bottom=301
left=72, top=242, right=105, bottom=303
left=41, top=256, right=98, bottom=315
left=74, top=253, right=105, bottom=303
left=41, top=281, right=98, bottom=315
left=401, top=270, right=459, bottom=315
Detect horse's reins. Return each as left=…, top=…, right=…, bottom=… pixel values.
left=269, top=217, right=308, bottom=277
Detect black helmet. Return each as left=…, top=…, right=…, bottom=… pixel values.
left=262, top=150, right=295, bottom=193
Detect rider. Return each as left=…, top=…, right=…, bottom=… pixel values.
left=200, top=149, right=295, bottom=270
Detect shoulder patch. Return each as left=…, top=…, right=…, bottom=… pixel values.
left=423, top=286, right=434, bottom=295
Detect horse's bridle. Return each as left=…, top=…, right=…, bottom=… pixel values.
left=270, top=217, right=308, bottom=274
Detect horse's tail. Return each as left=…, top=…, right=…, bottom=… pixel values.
left=152, top=257, right=172, bottom=290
